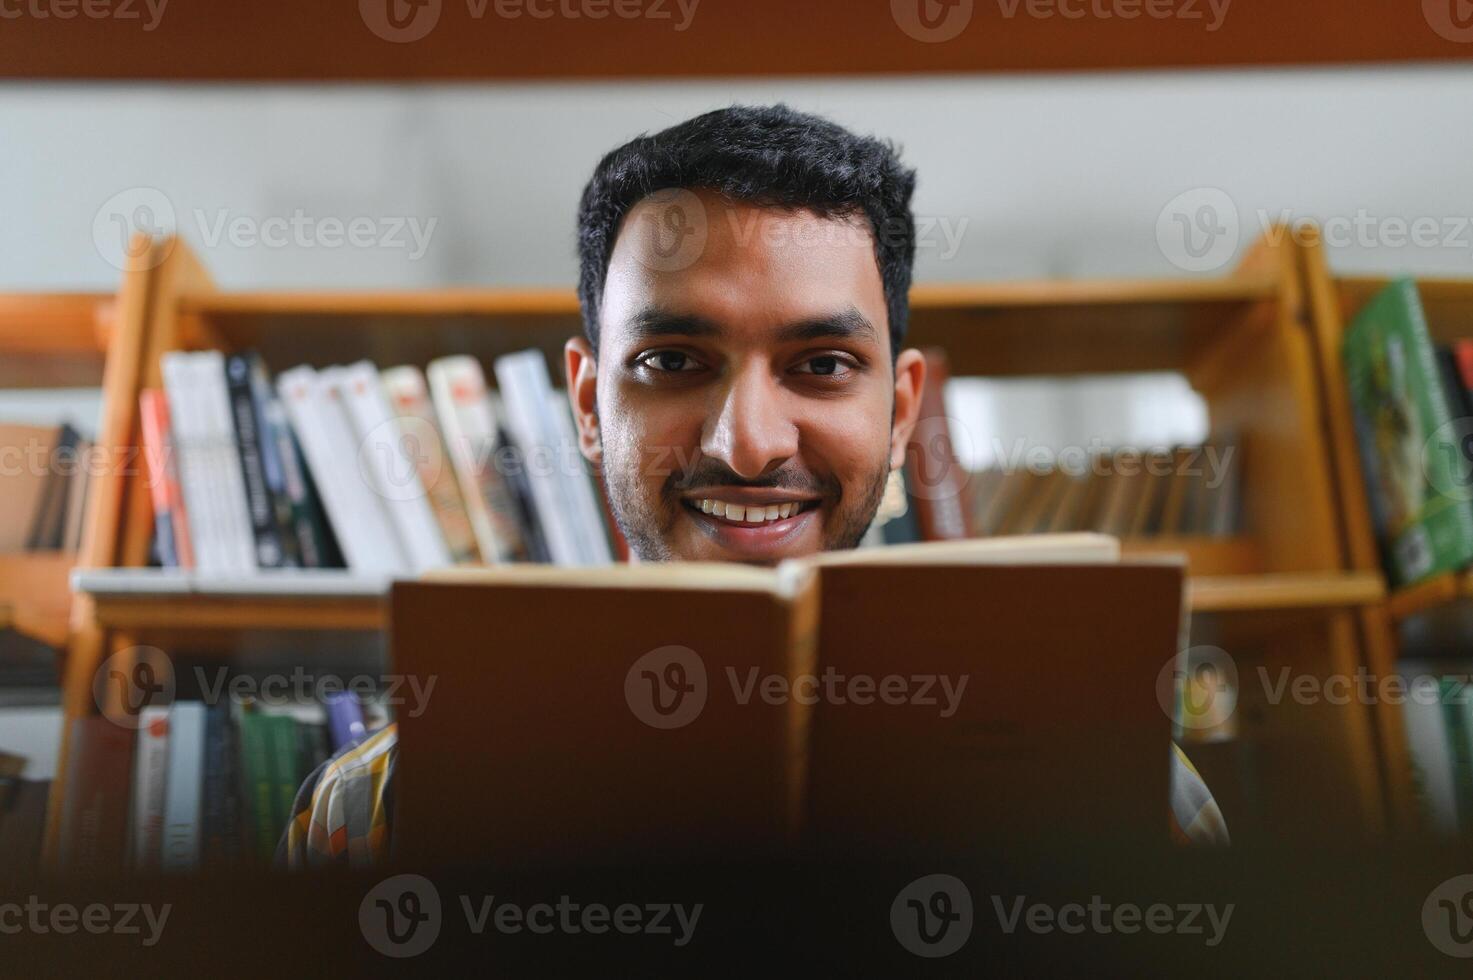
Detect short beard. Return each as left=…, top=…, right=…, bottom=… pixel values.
left=601, top=450, right=892, bottom=562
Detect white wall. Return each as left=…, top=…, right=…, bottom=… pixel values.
left=2, top=68, right=1468, bottom=448
left=4, top=67, right=1473, bottom=291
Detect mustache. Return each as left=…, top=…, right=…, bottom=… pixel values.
left=663, top=457, right=840, bottom=499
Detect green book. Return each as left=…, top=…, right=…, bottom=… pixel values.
left=265, top=714, right=301, bottom=848
left=1343, top=277, right=1473, bottom=585
left=236, top=709, right=279, bottom=863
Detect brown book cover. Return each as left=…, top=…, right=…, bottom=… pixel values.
left=905, top=349, right=972, bottom=540
left=391, top=535, right=1179, bottom=865
left=57, top=715, right=135, bottom=874
left=804, top=560, right=1179, bottom=853
left=392, top=563, right=818, bottom=868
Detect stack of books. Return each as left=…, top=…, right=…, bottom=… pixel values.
left=140, top=350, right=618, bottom=577
left=57, top=689, right=388, bottom=873
left=0, top=421, right=92, bottom=554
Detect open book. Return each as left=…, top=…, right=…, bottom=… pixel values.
left=392, top=534, right=1182, bottom=866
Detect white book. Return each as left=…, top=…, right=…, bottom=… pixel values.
left=160, top=701, right=206, bottom=873
left=381, top=365, right=481, bottom=564
left=546, top=387, right=613, bottom=565
left=494, top=350, right=612, bottom=566
left=161, top=352, right=224, bottom=571
left=277, top=366, right=408, bottom=574
left=129, top=705, right=171, bottom=871
left=193, top=350, right=258, bottom=572
left=1403, top=669, right=1459, bottom=837
left=426, top=356, right=526, bottom=563
left=337, top=361, right=452, bottom=573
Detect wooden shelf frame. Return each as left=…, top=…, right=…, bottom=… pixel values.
left=42, top=226, right=1397, bottom=859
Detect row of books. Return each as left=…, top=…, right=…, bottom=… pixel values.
left=1402, top=662, right=1473, bottom=837
left=142, top=350, right=618, bottom=576
left=57, top=691, right=387, bottom=873
left=964, top=441, right=1242, bottom=539
left=0, top=421, right=91, bottom=554
left=1344, top=278, right=1473, bottom=586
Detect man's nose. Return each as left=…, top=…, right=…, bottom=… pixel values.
left=701, top=363, right=798, bottom=480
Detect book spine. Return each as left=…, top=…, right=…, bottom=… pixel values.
left=139, top=391, right=182, bottom=568
left=162, top=352, right=217, bottom=570
left=381, top=365, right=483, bottom=564
left=201, top=704, right=230, bottom=866
left=57, top=717, right=134, bottom=874
left=26, top=424, right=78, bottom=551
left=198, top=351, right=263, bottom=571
left=267, top=715, right=301, bottom=849
left=161, top=701, right=207, bottom=873
left=129, top=705, right=171, bottom=871
left=264, top=394, right=338, bottom=568
left=493, top=352, right=582, bottom=564
left=1444, top=677, right=1473, bottom=836
left=226, top=353, right=289, bottom=567
left=546, top=387, right=615, bottom=565
left=319, top=368, right=413, bottom=573
left=324, top=690, right=368, bottom=751
left=243, top=354, right=302, bottom=567
left=427, top=356, right=527, bottom=563
left=236, top=708, right=279, bottom=863
left=338, top=360, right=453, bottom=573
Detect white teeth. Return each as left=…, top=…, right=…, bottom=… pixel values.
left=695, top=498, right=806, bottom=523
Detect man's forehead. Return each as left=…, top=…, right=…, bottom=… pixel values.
left=603, top=191, right=889, bottom=346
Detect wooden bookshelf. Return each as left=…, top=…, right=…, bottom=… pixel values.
left=40, top=226, right=1401, bottom=861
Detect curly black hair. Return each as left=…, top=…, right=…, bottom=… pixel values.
left=576, top=103, right=918, bottom=359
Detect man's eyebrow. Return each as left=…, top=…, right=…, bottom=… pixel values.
left=775, top=308, right=880, bottom=347
left=625, top=306, right=881, bottom=346
left=627, top=307, right=723, bottom=340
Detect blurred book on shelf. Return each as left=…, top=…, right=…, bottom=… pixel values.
left=965, top=437, right=1242, bottom=540
left=1343, top=277, right=1473, bottom=588
left=0, top=421, right=92, bottom=555
left=141, top=348, right=619, bottom=578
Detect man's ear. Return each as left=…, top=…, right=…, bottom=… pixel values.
left=565, top=336, right=601, bottom=464
left=889, top=347, right=927, bottom=471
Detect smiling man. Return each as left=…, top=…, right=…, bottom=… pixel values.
left=282, top=104, right=1226, bottom=867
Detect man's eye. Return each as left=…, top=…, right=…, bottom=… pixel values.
left=793, top=355, right=850, bottom=377
left=640, top=350, right=701, bottom=373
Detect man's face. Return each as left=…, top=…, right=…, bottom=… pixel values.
left=567, top=189, right=925, bottom=565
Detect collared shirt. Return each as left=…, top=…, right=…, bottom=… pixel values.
left=280, top=725, right=1228, bottom=868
